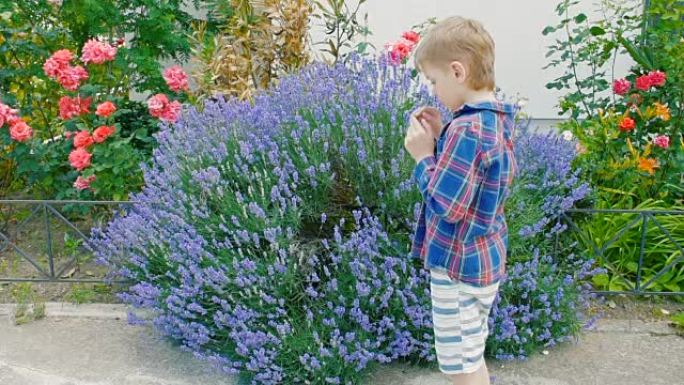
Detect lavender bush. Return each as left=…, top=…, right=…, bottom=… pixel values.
left=91, top=56, right=598, bottom=384
left=482, top=123, right=601, bottom=360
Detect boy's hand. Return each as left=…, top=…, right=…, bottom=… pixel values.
left=413, top=106, right=443, bottom=139
left=404, top=116, right=435, bottom=162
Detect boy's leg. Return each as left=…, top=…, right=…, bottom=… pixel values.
left=430, top=269, right=498, bottom=384
left=448, top=361, right=490, bottom=385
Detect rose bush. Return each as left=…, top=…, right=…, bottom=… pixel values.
left=1, top=37, right=190, bottom=201
left=0, top=0, right=200, bottom=199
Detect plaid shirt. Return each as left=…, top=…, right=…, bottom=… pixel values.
left=411, top=101, right=517, bottom=287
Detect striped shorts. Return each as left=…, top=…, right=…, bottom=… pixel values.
left=430, top=268, right=499, bottom=375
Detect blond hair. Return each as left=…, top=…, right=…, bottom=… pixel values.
left=414, top=16, right=496, bottom=91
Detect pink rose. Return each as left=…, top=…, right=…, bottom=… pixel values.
left=93, top=125, right=116, bottom=143
left=386, top=39, right=414, bottom=65
left=73, top=130, right=94, bottom=148
left=159, top=100, right=181, bottom=123
left=612, top=78, right=631, bottom=96
left=635, top=75, right=652, bottom=91
left=648, top=70, right=666, bottom=87
left=163, top=65, right=189, bottom=92
left=43, top=49, right=73, bottom=78
left=57, top=65, right=89, bottom=91
left=95, top=101, right=117, bottom=118
left=9, top=120, right=33, bottom=142
left=401, top=31, right=420, bottom=44
left=653, top=135, right=670, bottom=149
left=147, top=94, right=181, bottom=123
left=81, top=39, right=117, bottom=64
left=74, top=175, right=96, bottom=191
left=59, top=96, right=91, bottom=120
left=64, top=131, right=73, bottom=139
left=147, top=93, right=169, bottom=118
left=0, top=102, right=19, bottom=127
left=43, top=59, right=64, bottom=78
left=69, top=147, right=92, bottom=171
left=51, top=49, right=74, bottom=64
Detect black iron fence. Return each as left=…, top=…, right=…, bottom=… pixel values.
left=556, top=208, right=684, bottom=296
left=0, top=200, right=134, bottom=284
left=1, top=200, right=683, bottom=296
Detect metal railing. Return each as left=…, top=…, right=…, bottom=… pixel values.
left=556, top=208, right=684, bottom=296
left=1, top=200, right=683, bottom=296
left=0, top=200, right=134, bottom=283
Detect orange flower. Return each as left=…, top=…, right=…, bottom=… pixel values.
left=653, top=102, right=670, bottom=121
left=637, top=157, right=659, bottom=175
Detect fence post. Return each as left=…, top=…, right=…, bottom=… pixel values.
left=635, top=213, right=649, bottom=294
left=44, top=203, right=56, bottom=279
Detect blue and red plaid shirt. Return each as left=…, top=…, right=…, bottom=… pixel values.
left=411, top=100, right=517, bottom=287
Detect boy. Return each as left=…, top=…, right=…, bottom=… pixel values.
left=404, top=16, right=517, bottom=385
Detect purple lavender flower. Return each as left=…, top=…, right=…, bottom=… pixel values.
left=89, top=54, right=597, bottom=384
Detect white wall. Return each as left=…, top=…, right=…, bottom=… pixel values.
left=308, top=0, right=638, bottom=121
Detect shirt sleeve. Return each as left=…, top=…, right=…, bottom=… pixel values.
left=413, top=121, right=482, bottom=223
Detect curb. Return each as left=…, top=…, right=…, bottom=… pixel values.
left=0, top=303, right=677, bottom=336
left=0, top=302, right=129, bottom=320
left=590, top=318, right=678, bottom=336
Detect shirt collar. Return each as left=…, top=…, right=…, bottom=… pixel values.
left=452, top=100, right=518, bottom=119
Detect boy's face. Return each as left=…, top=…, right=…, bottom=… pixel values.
left=420, top=61, right=469, bottom=111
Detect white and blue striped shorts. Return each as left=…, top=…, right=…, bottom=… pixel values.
left=430, top=268, right=499, bottom=375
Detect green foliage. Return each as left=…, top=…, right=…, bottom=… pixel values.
left=65, top=283, right=114, bottom=304
left=0, top=1, right=71, bottom=138
left=543, top=0, right=642, bottom=119
left=572, top=199, right=684, bottom=293
left=671, top=311, right=684, bottom=329
left=58, top=0, right=200, bottom=92
left=11, top=282, right=46, bottom=325
left=642, top=0, right=684, bottom=97
left=312, top=0, right=373, bottom=63
left=545, top=0, right=684, bottom=295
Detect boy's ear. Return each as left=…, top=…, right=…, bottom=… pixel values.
left=449, top=61, right=467, bottom=84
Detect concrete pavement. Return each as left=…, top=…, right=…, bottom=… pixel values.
left=0, top=303, right=682, bottom=385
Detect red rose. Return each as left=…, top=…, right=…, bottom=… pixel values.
left=93, top=125, right=116, bottom=143
left=635, top=75, right=652, bottom=91
left=612, top=78, right=630, bottom=96
left=401, top=31, right=420, bottom=44
left=648, top=70, right=666, bottom=87
left=619, top=117, right=636, bottom=132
